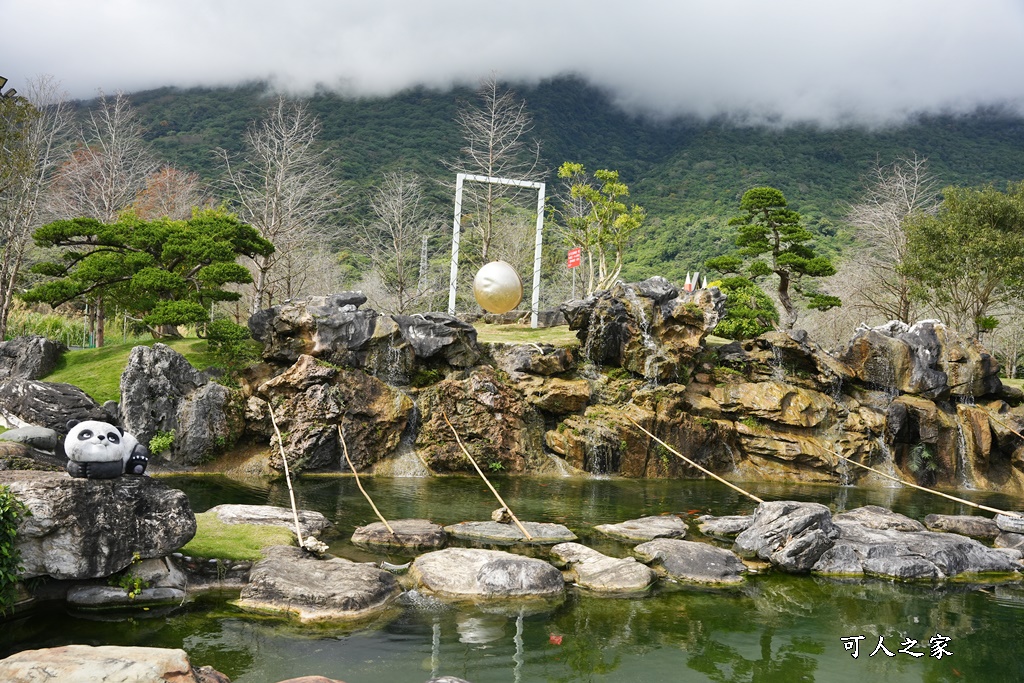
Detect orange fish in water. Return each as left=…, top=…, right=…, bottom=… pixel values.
left=687, top=509, right=702, bottom=515
left=549, top=634, right=563, bottom=645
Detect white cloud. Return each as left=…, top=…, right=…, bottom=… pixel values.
left=5, top=0, right=1024, bottom=124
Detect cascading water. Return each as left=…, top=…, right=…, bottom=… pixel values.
left=769, top=343, right=786, bottom=382
left=875, top=436, right=901, bottom=488
left=622, top=286, right=662, bottom=385
left=372, top=397, right=432, bottom=477
left=954, top=422, right=975, bottom=489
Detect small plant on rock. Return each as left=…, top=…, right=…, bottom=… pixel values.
left=109, top=552, right=149, bottom=600
left=0, top=485, right=29, bottom=615
left=149, top=430, right=175, bottom=455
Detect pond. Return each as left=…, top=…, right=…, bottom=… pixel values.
left=4, top=475, right=1024, bottom=683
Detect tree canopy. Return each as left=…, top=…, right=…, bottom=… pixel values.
left=23, top=209, right=274, bottom=336
left=707, top=186, right=839, bottom=330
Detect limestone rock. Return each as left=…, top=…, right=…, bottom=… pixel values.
left=120, top=343, right=243, bottom=466
left=410, top=548, right=564, bottom=599
left=634, top=538, right=747, bottom=584
left=0, top=378, right=108, bottom=432
left=207, top=503, right=332, bottom=539
left=238, top=545, right=401, bottom=621
left=351, top=519, right=447, bottom=550
left=0, top=645, right=229, bottom=683
left=0, top=425, right=58, bottom=451
left=66, top=585, right=187, bottom=608
left=697, top=514, right=753, bottom=537
left=594, top=515, right=688, bottom=542
left=489, top=343, right=575, bottom=377
left=444, top=520, right=577, bottom=544
left=995, top=532, right=1024, bottom=551
left=0, top=335, right=65, bottom=380
left=814, top=519, right=1022, bottom=579
left=522, top=377, right=591, bottom=414
left=733, top=501, right=839, bottom=573
left=995, top=513, right=1024, bottom=534
left=833, top=505, right=925, bottom=532
left=550, top=542, right=657, bottom=592
left=392, top=312, right=480, bottom=367
left=709, top=381, right=836, bottom=428
left=924, top=514, right=1000, bottom=540
left=6, top=471, right=196, bottom=580
left=249, top=292, right=378, bottom=364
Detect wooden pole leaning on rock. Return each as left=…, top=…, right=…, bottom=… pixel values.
left=822, top=443, right=1024, bottom=519
left=265, top=402, right=305, bottom=547
left=625, top=416, right=765, bottom=504
left=441, top=411, right=534, bottom=540
left=337, top=424, right=396, bottom=536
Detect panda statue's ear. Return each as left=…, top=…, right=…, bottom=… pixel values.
left=66, top=419, right=81, bottom=431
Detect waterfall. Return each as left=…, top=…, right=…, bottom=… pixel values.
left=954, top=422, right=976, bottom=490
left=372, top=397, right=433, bottom=477
left=769, top=343, right=786, bottom=382
left=545, top=453, right=579, bottom=478
left=875, top=436, right=901, bottom=488
left=834, top=444, right=851, bottom=487
left=622, top=286, right=662, bottom=384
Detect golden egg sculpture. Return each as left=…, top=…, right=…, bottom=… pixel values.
left=473, top=261, right=523, bottom=314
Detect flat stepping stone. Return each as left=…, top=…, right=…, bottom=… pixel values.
left=995, top=513, right=1024, bottom=534
left=833, top=505, right=924, bottom=532
left=634, top=538, right=747, bottom=584
left=550, top=542, right=656, bottom=592
left=697, top=514, right=752, bottom=537
left=207, top=504, right=332, bottom=539
left=410, top=548, right=564, bottom=599
left=351, top=519, right=447, bottom=550
left=443, top=520, right=576, bottom=544
left=67, top=585, right=186, bottom=608
left=996, top=532, right=1024, bottom=552
left=924, top=514, right=999, bottom=540
left=814, top=521, right=1022, bottom=580
left=594, top=515, right=688, bottom=542
left=237, top=545, right=401, bottom=621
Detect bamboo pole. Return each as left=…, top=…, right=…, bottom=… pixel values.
left=442, top=411, right=534, bottom=540
left=338, top=424, right=396, bottom=536
left=625, top=416, right=764, bottom=504
left=822, top=442, right=1023, bottom=519
left=265, top=402, right=304, bottom=547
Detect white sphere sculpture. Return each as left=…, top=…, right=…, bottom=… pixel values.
left=473, top=261, right=523, bottom=314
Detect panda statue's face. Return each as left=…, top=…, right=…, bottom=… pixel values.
left=66, top=420, right=125, bottom=463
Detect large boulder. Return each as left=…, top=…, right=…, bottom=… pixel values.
left=840, top=320, right=1001, bottom=400
left=709, top=380, right=837, bottom=428
left=833, top=505, right=925, bottom=532
left=0, top=378, right=109, bottom=432
left=634, top=538, right=748, bottom=584
left=813, top=518, right=1023, bottom=579
left=560, top=277, right=725, bottom=382
left=5, top=471, right=196, bottom=580
left=733, top=501, right=839, bottom=572
left=238, top=545, right=401, bottom=621
left=120, top=344, right=243, bottom=466
left=0, top=335, right=65, bottom=380
left=249, top=292, right=378, bottom=365
left=0, top=645, right=229, bottom=683
left=392, top=313, right=480, bottom=368
left=410, top=548, right=564, bottom=599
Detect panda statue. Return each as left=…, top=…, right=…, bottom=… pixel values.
left=64, top=419, right=149, bottom=479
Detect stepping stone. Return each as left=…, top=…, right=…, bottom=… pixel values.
left=924, top=514, right=999, bottom=541
left=238, top=545, right=400, bottom=621
left=351, top=519, right=447, bottom=550
left=207, top=504, right=332, bottom=539
left=410, top=548, right=564, bottom=599
left=67, top=585, right=186, bottom=608
left=594, top=515, right=688, bottom=542
left=697, top=514, right=752, bottom=537
left=634, top=538, right=747, bottom=585
left=995, top=532, right=1024, bottom=552
left=443, top=520, right=576, bottom=544
left=995, top=513, right=1024, bottom=535
left=833, top=505, right=924, bottom=532
left=734, top=501, right=838, bottom=573
left=550, top=542, right=657, bottom=592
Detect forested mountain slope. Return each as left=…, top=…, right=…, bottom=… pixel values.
left=117, top=76, right=1024, bottom=284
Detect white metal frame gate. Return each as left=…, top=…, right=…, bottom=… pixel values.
left=448, top=173, right=546, bottom=328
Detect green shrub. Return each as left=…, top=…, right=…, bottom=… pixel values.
left=206, top=318, right=261, bottom=373
left=149, top=430, right=175, bottom=454
left=108, top=552, right=149, bottom=599
left=714, top=276, right=779, bottom=340
left=0, top=485, right=29, bottom=614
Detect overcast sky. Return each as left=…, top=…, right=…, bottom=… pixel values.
left=5, top=0, right=1024, bottom=125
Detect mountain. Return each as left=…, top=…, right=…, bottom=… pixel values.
left=121, top=76, right=1024, bottom=284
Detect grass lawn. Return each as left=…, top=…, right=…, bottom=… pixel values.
left=178, top=511, right=296, bottom=561
left=1003, top=378, right=1024, bottom=390
left=43, top=337, right=219, bottom=403
left=473, top=323, right=579, bottom=346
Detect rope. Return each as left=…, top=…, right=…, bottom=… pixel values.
left=265, top=401, right=304, bottom=547
left=338, top=424, right=396, bottom=536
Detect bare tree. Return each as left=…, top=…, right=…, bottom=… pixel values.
left=218, top=96, right=345, bottom=314
left=449, top=74, right=542, bottom=264
left=845, top=154, right=938, bottom=323
left=358, top=172, right=438, bottom=314
left=0, top=75, right=74, bottom=338
left=132, top=165, right=209, bottom=220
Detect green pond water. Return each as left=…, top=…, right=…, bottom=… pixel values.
left=4, top=475, right=1024, bottom=683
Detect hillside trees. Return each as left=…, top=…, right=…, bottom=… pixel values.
left=844, top=155, right=937, bottom=324
left=449, top=75, right=543, bottom=264
left=0, top=76, right=74, bottom=339
left=706, top=186, right=839, bottom=330
left=553, top=163, right=646, bottom=296
left=23, top=210, right=273, bottom=338
left=218, top=96, right=346, bottom=314
left=903, top=182, right=1024, bottom=338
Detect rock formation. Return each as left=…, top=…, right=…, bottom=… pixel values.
left=0, top=335, right=65, bottom=380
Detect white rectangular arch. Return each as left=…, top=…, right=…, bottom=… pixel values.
left=449, top=173, right=546, bottom=328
